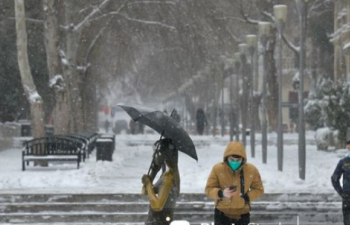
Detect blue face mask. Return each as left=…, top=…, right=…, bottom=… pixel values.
left=347, top=152, right=350, bottom=158
left=228, top=160, right=242, bottom=171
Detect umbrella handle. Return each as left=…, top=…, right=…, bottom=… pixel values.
left=147, top=130, right=165, bottom=175
left=142, top=129, right=166, bottom=195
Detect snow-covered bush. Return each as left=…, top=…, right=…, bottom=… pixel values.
left=315, top=127, right=332, bottom=150
left=325, top=80, right=350, bottom=145
left=304, top=78, right=333, bottom=130
left=315, top=127, right=339, bottom=150
left=314, top=127, right=327, bottom=149
left=305, top=78, right=350, bottom=146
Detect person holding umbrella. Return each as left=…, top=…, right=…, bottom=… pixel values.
left=118, top=105, right=198, bottom=224
left=142, top=138, right=180, bottom=225
left=205, top=141, right=264, bottom=225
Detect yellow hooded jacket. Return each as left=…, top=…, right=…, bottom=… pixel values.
left=205, top=142, right=264, bottom=219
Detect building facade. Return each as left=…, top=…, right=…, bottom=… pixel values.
left=333, top=0, right=350, bottom=79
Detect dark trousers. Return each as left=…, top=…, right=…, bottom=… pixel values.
left=214, top=208, right=250, bottom=225
left=343, top=198, right=350, bottom=225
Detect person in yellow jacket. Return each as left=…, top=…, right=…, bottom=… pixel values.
left=205, top=141, right=264, bottom=225
left=142, top=138, right=180, bottom=225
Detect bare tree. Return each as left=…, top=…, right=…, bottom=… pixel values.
left=14, top=0, right=45, bottom=139
left=42, top=0, right=68, bottom=135
left=42, top=0, right=122, bottom=134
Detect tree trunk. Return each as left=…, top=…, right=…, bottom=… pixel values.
left=42, top=0, right=70, bottom=135
left=65, top=1, right=84, bottom=133
left=15, top=0, right=45, bottom=140
left=266, top=31, right=278, bottom=131
left=82, top=71, right=98, bottom=131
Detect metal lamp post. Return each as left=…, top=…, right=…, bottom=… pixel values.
left=258, top=21, right=271, bottom=164
left=234, top=53, right=241, bottom=141
left=239, top=43, right=248, bottom=147
left=221, top=62, right=225, bottom=137
left=274, top=5, right=288, bottom=172
left=246, top=35, right=257, bottom=158
left=296, top=0, right=308, bottom=180
left=229, top=60, right=234, bottom=142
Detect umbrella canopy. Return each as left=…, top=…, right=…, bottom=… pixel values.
left=119, top=105, right=197, bottom=161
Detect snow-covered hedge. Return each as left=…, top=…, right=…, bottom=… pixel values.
left=315, top=127, right=338, bottom=150
left=305, top=78, right=350, bottom=147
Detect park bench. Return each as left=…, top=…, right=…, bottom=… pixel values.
left=67, top=131, right=98, bottom=157
left=80, top=131, right=98, bottom=154
left=54, top=135, right=88, bottom=162
left=22, top=136, right=83, bottom=171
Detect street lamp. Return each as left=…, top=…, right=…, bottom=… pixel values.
left=234, top=52, right=241, bottom=141
left=296, top=0, right=308, bottom=180
left=258, top=21, right=271, bottom=164
left=246, top=35, right=257, bottom=158
left=229, top=61, right=234, bottom=142
left=220, top=61, right=225, bottom=138
left=274, top=5, right=288, bottom=172
left=239, top=43, right=248, bottom=147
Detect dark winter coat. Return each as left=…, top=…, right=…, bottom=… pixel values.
left=332, top=156, right=350, bottom=196
left=196, top=109, right=207, bottom=134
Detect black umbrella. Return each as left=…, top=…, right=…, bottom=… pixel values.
left=119, top=105, right=197, bottom=161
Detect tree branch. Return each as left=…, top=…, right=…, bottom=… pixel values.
left=238, top=0, right=260, bottom=25
left=215, top=16, right=246, bottom=23
left=127, top=1, right=176, bottom=6
left=227, top=29, right=242, bottom=43
left=282, top=34, right=300, bottom=54
left=87, top=1, right=129, bottom=24
left=259, top=10, right=275, bottom=23
left=118, top=13, right=176, bottom=30
left=8, top=17, right=43, bottom=24
left=73, top=0, right=114, bottom=32
left=83, top=16, right=115, bottom=76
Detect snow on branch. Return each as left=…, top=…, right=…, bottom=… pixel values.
left=331, top=24, right=350, bottom=42
left=59, top=50, right=69, bottom=67
left=259, top=10, right=275, bottom=23
left=77, top=65, right=90, bottom=73
left=118, top=13, right=176, bottom=30
left=49, top=74, right=63, bottom=88
left=282, top=34, right=300, bottom=54
left=88, top=1, right=129, bottom=24
left=78, top=5, right=94, bottom=14
left=48, top=74, right=65, bottom=92
left=73, top=0, right=113, bottom=32
left=24, top=86, right=42, bottom=103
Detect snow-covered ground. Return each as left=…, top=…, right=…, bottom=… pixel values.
left=0, top=131, right=346, bottom=194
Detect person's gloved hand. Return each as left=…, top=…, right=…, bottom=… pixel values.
left=223, top=188, right=238, bottom=198
left=142, top=174, right=151, bottom=186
